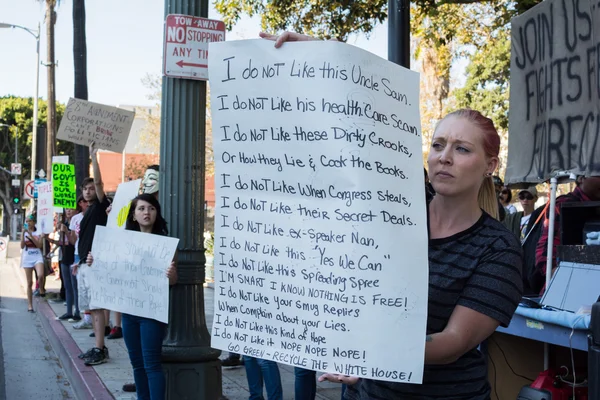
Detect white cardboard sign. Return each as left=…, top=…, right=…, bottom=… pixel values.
left=89, top=226, right=179, bottom=323
left=208, top=40, right=428, bottom=383
left=106, top=179, right=142, bottom=229
left=36, top=182, right=54, bottom=235
left=56, top=98, right=135, bottom=153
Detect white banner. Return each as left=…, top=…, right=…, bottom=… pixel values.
left=89, top=226, right=179, bottom=323
left=56, top=98, right=135, bottom=153
left=208, top=40, right=428, bottom=383
left=36, top=182, right=54, bottom=235
left=107, top=179, right=142, bottom=229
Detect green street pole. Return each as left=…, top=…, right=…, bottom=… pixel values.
left=160, top=0, right=222, bottom=398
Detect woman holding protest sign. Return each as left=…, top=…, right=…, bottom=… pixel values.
left=87, top=193, right=177, bottom=400
left=264, top=30, right=523, bottom=400
left=20, top=214, right=46, bottom=312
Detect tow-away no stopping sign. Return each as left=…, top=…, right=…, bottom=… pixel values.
left=163, top=14, right=225, bottom=81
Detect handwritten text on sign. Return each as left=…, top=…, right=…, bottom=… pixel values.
left=52, top=163, right=76, bottom=209
left=36, top=182, right=54, bottom=235
left=208, top=40, right=428, bottom=383
left=88, top=226, right=179, bottom=323
left=56, top=98, right=135, bottom=153
left=506, top=0, right=600, bottom=184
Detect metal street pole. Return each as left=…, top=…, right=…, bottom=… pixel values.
left=15, top=126, right=19, bottom=164
left=388, top=0, right=411, bottom=68
left=160, top=0, right=222, bottom=398
left=32, top=23, right=41, bottom=181
left=0, top=22, right=41, bottom=180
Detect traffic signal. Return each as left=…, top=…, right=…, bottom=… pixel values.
left=11, top=185, right=20, bottom=206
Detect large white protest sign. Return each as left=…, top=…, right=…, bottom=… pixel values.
left=36, top=182, right=54, bottom=234
left=57, top=98, right=135, bottom=153
left=107, top=179, right=142, bottom=229
left=208, top=40, right=428, bottom=383
left=506, top=0, right=600, bottom=184
left=89, top=226, right=179, bottom=323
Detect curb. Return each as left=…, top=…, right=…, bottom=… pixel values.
left=9, top=259, right=114, bottom=400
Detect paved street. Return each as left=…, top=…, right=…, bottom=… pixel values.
left=0, top=242, right=74, bottom=400
left=0, top=242, right=342, bottom=400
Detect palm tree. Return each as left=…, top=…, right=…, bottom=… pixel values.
left=72, top=0, right=89, bottom=188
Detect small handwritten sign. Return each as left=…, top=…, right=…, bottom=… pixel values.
left=52, top=163, right=76, bottom=209
left=107, top=179, right=142, bottom=229
left=89, top=226, right=179, bottom=323
left=208, top=40, right=428, bottom=383
left=36, top=182, right=54, bottom=234
left=56, top=98, right=135, bottom=153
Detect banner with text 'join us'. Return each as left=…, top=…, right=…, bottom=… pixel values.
left=507, top=0, right=600, bottom=184
left=208, top=39, right=428, bottom=384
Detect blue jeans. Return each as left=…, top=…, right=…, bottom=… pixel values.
left=61, top=262, right=79, bottom=317
left=122, top=313, right=167, bottom=400
left=71, top=255, right=81, bottom=315
left=294, top=367, right=316, bottom=400
left=244, top=357, right=282, bottom=400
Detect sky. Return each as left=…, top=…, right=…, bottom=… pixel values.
left=0, top=0, right=390, bottom=107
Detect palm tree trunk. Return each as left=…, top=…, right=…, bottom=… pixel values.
left=73, top=0, right=89, bottom=189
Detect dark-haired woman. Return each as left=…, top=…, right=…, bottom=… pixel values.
left=21, top=215, right=46, bottom=312
left=499, top=186, right=517, bottom=214
left=87, top=194, right=177, bottom=400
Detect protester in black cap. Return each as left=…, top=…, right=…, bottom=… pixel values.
left=503, top=187, right=546, bottom=295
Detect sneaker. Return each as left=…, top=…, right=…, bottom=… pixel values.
left=68, top=316, right=82, bottom=323
left=80, top=346, right=110, bottom=360
left=73, top=319, right=93, bottom=329
left=122, top=383, right=136, bottom=392
left=89, top=326, right=111, bottom=338
left=107, top=326, right=123, bottom=339
left=32, top=289, right=40, bottom=297
left=56, top=313, right=73, bottom=321
left=83, top=347, right=108, bottom=366
left=221, top=355, right=244, bottom=367
left=78, top=347, right=94, bottom=359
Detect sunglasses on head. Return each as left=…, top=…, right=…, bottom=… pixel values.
left=519, top=193, right=534, bottom=200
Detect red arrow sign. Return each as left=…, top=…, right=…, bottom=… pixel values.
left=176, top=60, right=208, bottom=68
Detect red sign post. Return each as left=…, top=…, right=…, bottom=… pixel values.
left=163, top=14, right=225, bottom=81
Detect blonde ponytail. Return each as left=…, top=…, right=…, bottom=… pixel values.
left=478, top=176, right=499, bottom=220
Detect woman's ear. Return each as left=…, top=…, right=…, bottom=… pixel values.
left=486, top=157, right=499, bottom=177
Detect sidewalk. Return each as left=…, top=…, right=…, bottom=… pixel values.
left=6, top=245, right=342, bottom=400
